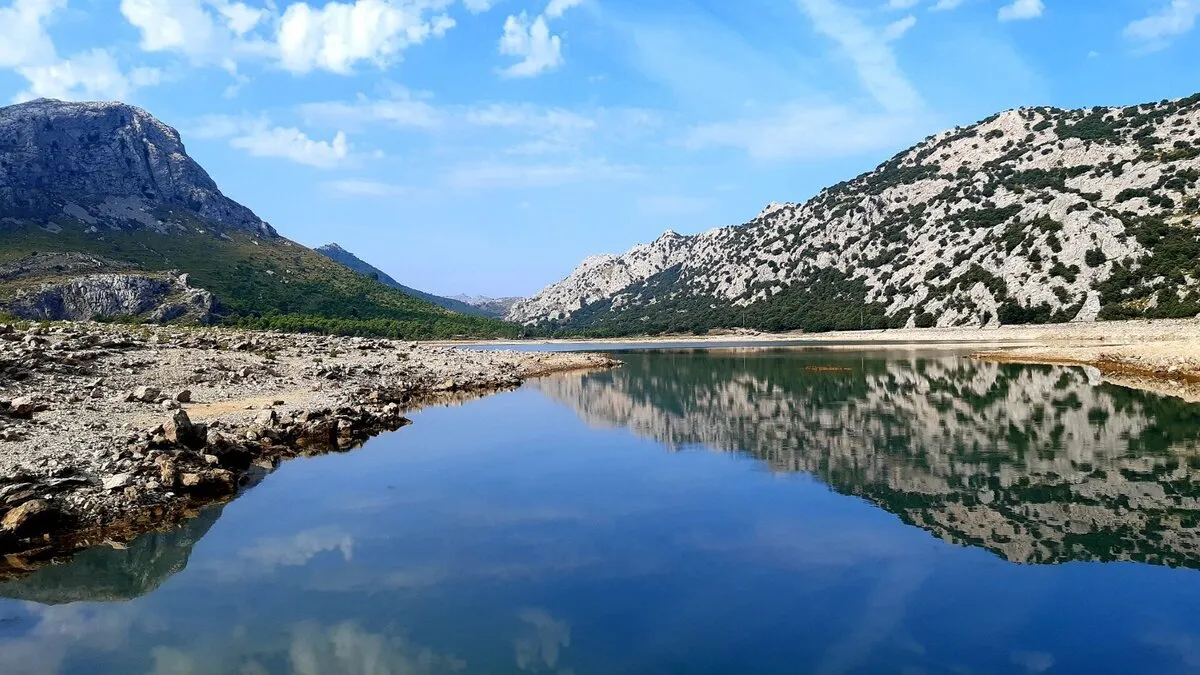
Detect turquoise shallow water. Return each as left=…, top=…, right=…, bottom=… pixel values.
left=3, top=348, right=1200, bottom=674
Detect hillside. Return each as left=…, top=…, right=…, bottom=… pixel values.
left=450, top=294, right=523, bottom=319
left=511, top=93, right=1200, bottom=336
left=0, top=99, right=517, bottom=339
left=315, top=243, right=491, bottom=317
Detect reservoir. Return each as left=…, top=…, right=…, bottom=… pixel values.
left=2, top=348, right=1200, bottom=674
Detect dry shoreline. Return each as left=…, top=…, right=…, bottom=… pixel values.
left=3, top=317, right=1200, bottom=578
left=459, top=318, right=1200, bottom=398
left=0, top=322, right=617, bottom=576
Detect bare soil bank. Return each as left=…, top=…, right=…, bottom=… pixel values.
left=0, top=322, right=616, bottom=576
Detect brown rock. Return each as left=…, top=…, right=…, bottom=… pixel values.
left=164, top=410, right=207, bottom=450
left=1, top=499, right=60, bottom=537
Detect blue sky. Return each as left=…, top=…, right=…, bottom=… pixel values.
left=1, top=0, right=1198, bottom=297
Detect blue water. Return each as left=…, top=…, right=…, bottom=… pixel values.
left=2, top=349, right=1200, bottom=674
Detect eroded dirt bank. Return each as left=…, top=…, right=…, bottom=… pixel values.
left=0, top=322, right=617, bottom=574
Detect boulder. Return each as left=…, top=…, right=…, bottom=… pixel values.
left=103, top=473, right=134, bottom=491
left=8, top=396, right=36, bottom=418
left=163, top=409, right=207, bottom=450
left=1, top=499, right=60, bottom=537
left=133, top=386, right=161, bottom=403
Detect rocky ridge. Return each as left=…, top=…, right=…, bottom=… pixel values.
left=513, top=93, right=1200, bottom=333
left=0, top=99, right=273, bottom=236
left=0, top=99, right=516, bottom=338
left=0, top=321, right=615, bottom=572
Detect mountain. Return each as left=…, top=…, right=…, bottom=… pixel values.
left=0, top=99, right=516, bottom=339
left=449, top=294, right=523, bottom=319
left=314, top=243, right=489, bottom=317
left=511, top=93, right=1200, bottom=335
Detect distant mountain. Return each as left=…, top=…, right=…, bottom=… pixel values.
left=512, top=93, right=1200, bottom=335
left=0, top=99, right=516, bottom=339
left=314, top=243, right=489, bottom=317
left=450, top=294, right=523, bottom=319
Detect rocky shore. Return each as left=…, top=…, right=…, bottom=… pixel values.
left=0, top=322, right=617, bottom=574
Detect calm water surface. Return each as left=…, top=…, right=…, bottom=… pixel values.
left=4, top=348, right=1200, bottom=674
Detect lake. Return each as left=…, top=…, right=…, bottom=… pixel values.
left=3, top=347, right=1200, bottom=674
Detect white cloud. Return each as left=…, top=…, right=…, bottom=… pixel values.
left=796, top=0, right=922, bottom=112
left=463, top=0, right=496, bottom=12
left=231, top=126, right=351, bottom=168
left=324, top=179, right=410, bottom=196
left=1125, top=0, right=1200, bottom=51
left=14, top=50, right=163, bottom=103
left=1, top=2, right=163, bottom=103
left=883, top=15, right=916, bottom=40
left=930, top=0, right=963, bottom=10
left=886, top=0, right=918, bottom=8
left=998, top=0, right=1043, bottom=21
left=687, top=102, right=925, bottom=160
left=278, top=0, right=456, bottom=74
left=119, top=0, right=463, bottom=75
left=498, top=12, right=564, bottom=77
left=544, top=0, right=583, bottom=19
left=121, top=0, right=236, bottom=64
left=191, top=114, right=355, bottom=168
left=0, top=0, right=62, bottom=69
left=218, top=1, right=266, bottom=35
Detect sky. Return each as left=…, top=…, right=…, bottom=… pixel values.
left=0, top=0, right=1198, bottom=297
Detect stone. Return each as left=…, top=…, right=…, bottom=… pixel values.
left=133, top=386, right=161, bottom=403
left=163, top=409, right=207, bottom=450
left=162, top=399, right=181, bottom=410
left=8, top=396, right=37, bottom=418
left=254, top=409, right=277, bottom=427
left=175, top=390, right=192, bottom=403
left=103, top=473, right=134, bottom=490
left=1, top=499, right=60, bottom=536
left=155, top=455, right=178, bottom=487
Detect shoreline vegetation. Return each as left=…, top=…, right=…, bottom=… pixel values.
left=2, top=317, right=1199, bottom=579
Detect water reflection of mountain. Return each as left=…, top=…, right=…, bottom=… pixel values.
left=534, top=350, right=1200, bottom=568
left=0, top=505, right=223, bottom=604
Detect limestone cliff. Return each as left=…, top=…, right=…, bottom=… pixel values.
left=515, top=93, right=1200, bottom=333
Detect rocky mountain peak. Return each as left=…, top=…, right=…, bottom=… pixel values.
left=516, top=92, right=1200, bottom=333
left=0, top=98, right=274, bottom=236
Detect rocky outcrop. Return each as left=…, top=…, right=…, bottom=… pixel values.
left=0, top=98, right=274, bottom=236
left=450, top=294, right=523, bottom=319
left=508, top=230, right=690, bottom=323
left=5, top=272, right=215, bottom=322
left=519, top=93, right=1200, bottom=332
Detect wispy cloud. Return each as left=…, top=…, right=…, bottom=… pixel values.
left=1124, top=0, right=1200, bottom=51
left=883, top=15, right=917, bottom=41
left=686, top=102, right=926, bottom=160
left=324, top=179, right=410, bottom=197
left=796, top=0, right=923, bottom=112
left=443, top=159, right=640, bottom=189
